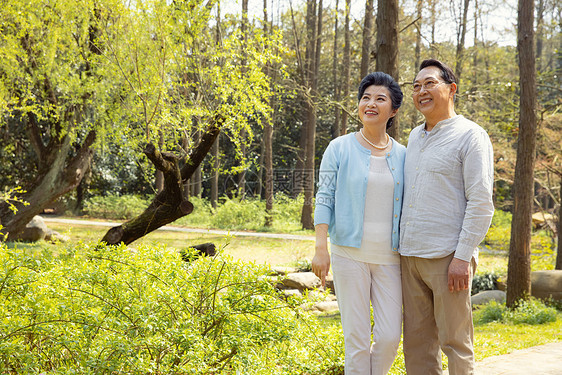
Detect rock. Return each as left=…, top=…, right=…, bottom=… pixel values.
left=281, top=272, right=321, bottom=291
left=19, top=216, right=48, bottom=242
left=282, top=289, right=302, bottom=299
left=531, top=270, right=562, bottom=301
left=270, top=266, right=299, bottom=276
left=471, top=290, right=506, bottom=307
left=531, top=212, right=555, bottom=229
left=312, top=300, right=340, bottom=313
left=44, top=229, right=70, bottom=243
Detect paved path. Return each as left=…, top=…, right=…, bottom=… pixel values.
left=41, top=216, right=316, bottom=241
left=443, top=341, right=562, bottom=375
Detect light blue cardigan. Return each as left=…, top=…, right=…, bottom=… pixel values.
left=314, top=132, right=406, bottom=251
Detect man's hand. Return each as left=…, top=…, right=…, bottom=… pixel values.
left=448, top=257, right=470, bottom=292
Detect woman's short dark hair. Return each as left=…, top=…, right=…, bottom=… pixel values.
left=357, top=72, right=403, bottom=129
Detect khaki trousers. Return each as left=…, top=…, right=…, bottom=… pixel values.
left=400, top=253, right=475, bottom=375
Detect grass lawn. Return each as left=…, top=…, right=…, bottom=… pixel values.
left=45, top=221, right=316, bottom=267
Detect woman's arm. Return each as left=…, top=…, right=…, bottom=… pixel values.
left=312, top=223, right=330, bottom=287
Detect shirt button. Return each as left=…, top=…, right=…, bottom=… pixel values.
left=409, top=204, right=412, bottom=207
left=393, top=230, right=396, bottom=234
left=421, top=134, right=425, bottom=138
left=411, top=185, right=415, bottom=188
left=396, top=181, right=400, bottom=185
left=421, top=149, right=424, bottom=152
left=393, top=247, right=397, bottom=250
left=394, top=214, right=398, bottom=218
left=406, top=222, right=410, bottom=226
left=392, top=167, right=395, bottom=170
left=416, top=167, right=419, bottom=170
left=395, top=198, right=399, bottom=201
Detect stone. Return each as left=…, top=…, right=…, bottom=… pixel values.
left=44, top=229, right=70, bottom=243
left=312, top=300, right=340, bottom=313
left=281, top=272, right=321, bottom=291
left=471, top=290, right=506, bottom=307
left=19, top=216, right=48, bottom=242
left=531, top=270, right=562, bottom=301
left=270, top=266, right=299, bottom=276
left=282, top=289, right=302, bottom=299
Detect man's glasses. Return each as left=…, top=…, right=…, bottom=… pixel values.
left=412, top=80, right=447, bottom=93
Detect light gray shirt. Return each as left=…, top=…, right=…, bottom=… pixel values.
left=399, top=115, right=494, bottom=262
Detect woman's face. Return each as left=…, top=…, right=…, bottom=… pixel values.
left=358, top=85, right=397, bottom=128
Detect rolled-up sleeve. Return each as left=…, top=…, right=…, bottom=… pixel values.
left=455, top=129, right=495, bottom=261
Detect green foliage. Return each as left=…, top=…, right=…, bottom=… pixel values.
left=0, top=242, right=344, bottom=374
left=474, top=299, right=558, bottom=326
left=177, top=194, right=307, bottom=233
left=83, top=194, right=152, bottom=219
left=483, top=210, right=512, bottom=251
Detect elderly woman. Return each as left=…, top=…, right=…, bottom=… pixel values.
left=312, top=72, right=405, bottom=375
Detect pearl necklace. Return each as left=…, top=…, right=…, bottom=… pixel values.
left=359, top=129, right=390, bottom=150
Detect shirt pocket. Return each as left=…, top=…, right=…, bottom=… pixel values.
left=425, top=148, right=461, bottom=175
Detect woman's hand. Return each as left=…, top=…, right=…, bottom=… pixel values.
left=312, top=224, right=330, bottom=287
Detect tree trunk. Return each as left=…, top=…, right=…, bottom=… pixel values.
left=264, top=0, right=274, bottom=227
left=554, top=178, right=562, bottom=270
left=340, top=0, right=351, bottom=135
left=301, top=0, right=322, bottom=230
left=237, top=0, right=249, bottom=199
left=1, top=130, right=96, bottom=241
left=360, top=0, right=375, bottom=79
left=455, top=0, right=471, bottom=85
left=375, top=0, right=400, bottom=139
left=101, top=122, right=221, bottom=245
left=211, top=0, right=222, bottom=209
left=211, top=134, right=220, bottom=209
left=507, top=0, right=536, bottom=308
left=155, top=131, right=165, bottom=193
left=535, top=0, right=545, bottom=71
left=332, top=0, right=341, bottom=139
left=472, top=0, right=479, bottom=87
left=411, top=0, right=423, bottom=129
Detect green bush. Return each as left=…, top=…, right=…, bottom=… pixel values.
left=505, top=299, right=558, bottom=325
left=471, top=272, right=499, bottom=295
left=83, top=194, right=152, bottom=220
left=0, top=242, right=344, bottom=374
left=474, top=300, right=506, bottom=324
left=474, top=298, right=558, bottom=326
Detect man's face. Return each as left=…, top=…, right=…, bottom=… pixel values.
left=412, top=66, right=455, bottom=121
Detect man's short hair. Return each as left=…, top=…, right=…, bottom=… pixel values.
left=419, top=59, right=457, bottom=85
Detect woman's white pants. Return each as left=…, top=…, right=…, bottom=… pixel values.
left=331, top=253, right=402, bottom=375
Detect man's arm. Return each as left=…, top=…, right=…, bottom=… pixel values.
left=449, top=129, right=494, bottom=292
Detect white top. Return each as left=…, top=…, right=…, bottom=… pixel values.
left=331, top=155, right=399, bottom=264
left=399, top=115, right=495, bottom=262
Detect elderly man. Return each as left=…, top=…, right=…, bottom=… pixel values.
left=399, top=59, right=494, bottom=375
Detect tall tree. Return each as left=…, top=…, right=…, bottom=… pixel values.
left=507, top=0, right=537, bottom=307
left=237, top=0, right=250, bottom=198
left=375, top=0, right=400, bottom=139
left=301, top=0, right=323, bottom=230
left=331, top=0, right=341, bottom=139
left=263, top=0, right=274, bottom=227
left=454, top=0, right=471, bottom=84
left=360, top=0, right=375, bottom=79
left=211, top=0, right=222, bottom=209
left=98, top=1, right=277, bottom=245
left=0, top=1, right=103, bottom=240
left=340, top=0, right=351, bottom=135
